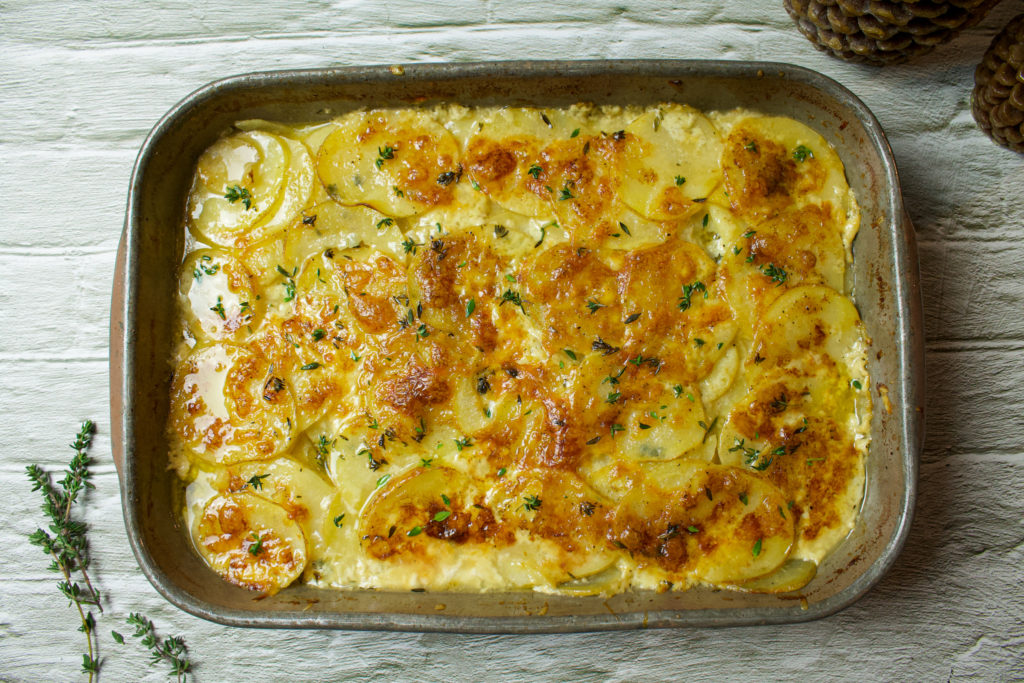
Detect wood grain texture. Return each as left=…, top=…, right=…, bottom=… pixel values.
left=2, top=1, right=1023, bottom=681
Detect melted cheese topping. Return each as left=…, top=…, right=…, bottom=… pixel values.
left=169, top=103, right=870, bottom=597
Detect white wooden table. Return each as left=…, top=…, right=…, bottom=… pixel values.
left=3, top=1, right=1023, bottom=680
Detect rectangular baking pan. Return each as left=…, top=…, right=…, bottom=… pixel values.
left=110, top=60, right=924, bottom=631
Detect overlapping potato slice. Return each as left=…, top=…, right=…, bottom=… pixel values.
left=406, top=229, right=504, bottom=342
left=464, top=107, right=559, bottom=218
left=618, top=239, right=737, bottom=383
left=179, top=249, right=261, bottom=343
left=284, top=201, right=404, bottom=267
left=620, top=106, right=723, bottom=221
left=187, top=131, right=289, bottom=247
left=317, top=110, right=462, bottom=217
left=490, top=468, right=617, bottom=583
left=521, top=243, right=623, bottom=353
left=359, top=466, right=502, bottom=563
left=749, top=284, right=866, bottom=376
left=720, top=116, right=854, bottom=229
left=610, top=460, right=793, bottom=584
left=538, top=132, right=629, bottom=243
left=195, top=491, right=307, bottom=594
left=236, top=135, right=315, bottom=249
left=170, top=344, right=296, bottom=464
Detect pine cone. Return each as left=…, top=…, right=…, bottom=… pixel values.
left=972, top=14, right=1024, bottom=153
left=784, top=0, right=1001, bottom=65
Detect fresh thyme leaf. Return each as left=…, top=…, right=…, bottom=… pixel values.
left=433, top=510, right=451, bottom=522
left=454, top=436, right=472, bottom=451
left=527, top=164, right=542, bottom=179
left=570, top=128, right=580, bottom=138
left=744, top=140, right=758, bottom=153
left=465, top=298, right=476, bottom=317
left=563, top=348, right=577, bottom=361
left=677, top=281, right=707, bottom=312
left=126, top=613, right=192, bottom=681
left=209, top=296, right=226, bottom=321
left=247, top=531, right=264, bottom=556
left=407, top=525, right=424, bottom=537
left=245, top=473, right=270, bottom=490
left=675, top=176, right=686, bottom=186
left=752, top=538, right=763, bottom=557
left=334, top=513, right=345, bottom=527
left=376, top=217, right=395, bottom=230
left=521, top=494, right=542, bottom=511
left=586, top=300, right=604, bottom=314
left=558, top=184, right=574, bottom=201
left=760, top=262, right=788, bottom=286
left=27, top=421, right=103, bottom=681
left=223, top=184, right=253, bottom=210
left=375, top=144, right=395, bottom=168
left=300, top=362, right=321, bottom=371
left=793, top=145, right=814, bottom=162
left=499, top=289, right=526, bottom=314
left=618, top=221, right=632, bottom=236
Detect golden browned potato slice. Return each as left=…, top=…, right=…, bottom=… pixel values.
left=317, top=110, right=462, bottom=217
left=179, top=249, right=261, bottom=343
left=721, top=116, right=855, bottom=233
left=187, top=130, right=288, bottom=247
left=464, top=107, right=560, bottom=219
left=490, top=468, right=618, bottom=583
left=195, top=491, right=307, bottom=594
left=610, top=460, right=793, bottom=584
left=359, top=466, right=499, bottom=561
left=621, top=106, right=723, bottom=221
left=169, top=344, right=296, bottom=464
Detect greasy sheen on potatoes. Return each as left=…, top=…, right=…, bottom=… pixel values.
left=169, top=103, right=870, bottom=596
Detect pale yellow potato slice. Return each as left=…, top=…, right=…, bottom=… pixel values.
left=751, top=284, right=864, bottom=375
left=187, top=130, right=289, bottom=247
left=317, top=110, right=462, bottom=217
left=613, top=385, right=709, bottom=462
left=621, top=106, right=723, bottom=221
left=283, top=201, right=405, bottom=267
left=733, top=558, right=817, bottom=593
left=195, top=491, right=307, bottom=594
left=169, top=344, right=296, bottom=465
left=179, top=249, right=261, bottom=343
left=237, top=135, right=316, bottom=248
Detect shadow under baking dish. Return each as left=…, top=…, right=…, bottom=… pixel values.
left=110, top=60, right=924, bottom=632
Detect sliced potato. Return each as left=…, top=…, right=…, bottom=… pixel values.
left=751, top=284, right=864, bottom=375
left=283, top=201, right=405, bottom=267
left=733, top=558, right=817, bottom=593
left=196, top=491, right=307, bottom=594
left=721, top=116, right=853, bottom=228
left=317, top=110, right=462, bottom=217
left=236, top=135, right=316, bottom=248
left=490, top=468, right=617, bottom=582
left=621, top=105, right=723, bottom=220
left=169, top=344, right=296, bottom=464
left=187, top=131, right=289, bottom=247
left=359, top=466, right=497, bottom=561
left=610, top=460, right=793, bottom=584
left=464, top=107, right=559, bottom=218
left=179, top=249, right=261, bottom=343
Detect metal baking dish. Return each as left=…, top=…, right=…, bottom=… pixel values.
left=110, top=60, right=923, bottom=631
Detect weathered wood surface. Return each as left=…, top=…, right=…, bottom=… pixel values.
left=2, top=1, right=1023, bottom=680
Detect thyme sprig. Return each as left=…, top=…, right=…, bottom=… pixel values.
left=26, top=420, right=101, bottom=679
left=125, top=613, right=192, bottom=682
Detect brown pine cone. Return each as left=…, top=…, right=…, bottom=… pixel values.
left=972, top=14, right=1024, bottom=153
left=784, top=0, right=1002, bottom=65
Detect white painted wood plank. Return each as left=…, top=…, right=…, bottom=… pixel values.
left=2, top=0, right=1024, bottom=680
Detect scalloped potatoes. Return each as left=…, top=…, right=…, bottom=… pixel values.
left=168, top=103, right=869, bottom=597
